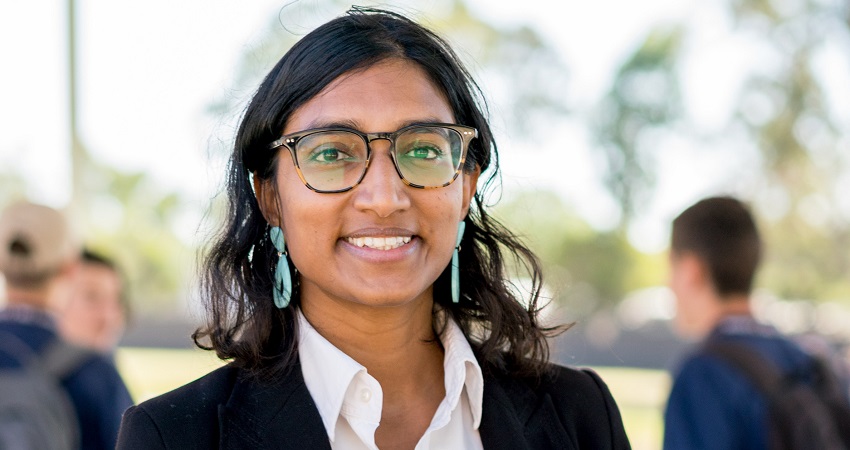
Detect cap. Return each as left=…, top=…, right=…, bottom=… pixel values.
left=0, top=201, right=80, bottom=286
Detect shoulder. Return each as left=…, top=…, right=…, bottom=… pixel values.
left=664, top=344, right=772, bottom=449
left=666, top=343, right=769, bottom=428
left=60, top=345, right=132, bottom=408
left=485, top=361, right=619, bottom=411
left=68, top=351, right=127, bottom=388
left=128, top=363, right=238, bottom=421
left=541, top=364, right=626, bottom=430
left=674, top=333, right=810, bottom=389
left=483, top=361, right=630, bottom=448
left=117, top=364, right=240, bottom=449
left=670, top=346, right=760, bottom=402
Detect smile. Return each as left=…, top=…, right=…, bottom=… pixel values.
left=345, top=236, right=412, bottom=250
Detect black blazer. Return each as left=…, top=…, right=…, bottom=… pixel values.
left=117, top=360, right=630, bottom=449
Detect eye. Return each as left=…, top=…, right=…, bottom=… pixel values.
left=403, top=145, right=443, bottom=160
left=308, top=145, right=354, bottom=163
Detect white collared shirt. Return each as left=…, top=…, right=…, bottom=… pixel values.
left=297, top=311, right=484, bottom=450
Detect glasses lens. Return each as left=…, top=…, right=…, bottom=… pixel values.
left=294, top=131, right=368, bottom=191
left=395, top=127, right=463, bottom=187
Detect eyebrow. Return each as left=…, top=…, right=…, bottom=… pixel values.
left=302, top=117, right=451, bottom=132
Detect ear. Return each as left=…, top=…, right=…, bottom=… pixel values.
left=253, top=172, right=280, bottom=226
left=676, top=251, right=710, bottom=289
left=58, top=258, right=80, bottom=280
left=459, top=167, right=480, bottom=220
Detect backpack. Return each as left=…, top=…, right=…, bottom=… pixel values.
left=704, top=340, right=850, bottom=450
left=0, top=331, right=92, bottom=450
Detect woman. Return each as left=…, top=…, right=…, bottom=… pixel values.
left=117, top=8, right=630, bottom=450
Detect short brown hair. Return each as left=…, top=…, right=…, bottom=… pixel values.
left=671, top=196, right=762, bottom=297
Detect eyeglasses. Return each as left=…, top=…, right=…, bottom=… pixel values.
left=267, top=123, right=477, bottom=193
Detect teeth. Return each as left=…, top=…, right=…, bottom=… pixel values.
left=347, top=236, right=411, bottom=250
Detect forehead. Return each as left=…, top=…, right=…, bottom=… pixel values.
left=284, top=59, right=455, bottom=134
left=79, top=262, right=120, bottom=283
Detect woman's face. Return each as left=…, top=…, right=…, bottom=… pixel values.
left=260, top=59, right=478, bottom=310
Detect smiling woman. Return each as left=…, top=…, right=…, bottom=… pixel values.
left=116, top=7, right=630, bottom=450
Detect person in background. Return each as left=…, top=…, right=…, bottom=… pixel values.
left=58, top=249, right=129, bottom=355
left=0, top=201, right=133, bottom=450
left=117, top=8, right=630, bottom=449
left=663, top=196, right=850, bottom=449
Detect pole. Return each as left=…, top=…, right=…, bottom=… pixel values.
left=68, top=0, right=86, bottom=227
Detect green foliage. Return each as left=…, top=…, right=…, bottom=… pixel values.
left=208, top=0, right=569, bottom=142
left=594, top=26, right=685, bottom=227
left=79, top=158, right=193, bottom=314
left=596, top=0, right=850, bottom=304
left=728, top=0, right=850, bottom=303
left=429, top=1, right=570, bottom=136
left=493, top=189, right=657, bottom=311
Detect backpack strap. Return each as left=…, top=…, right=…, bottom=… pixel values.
left=703, top=340, right=850, bottom=450
left=0, top=330, right=89, bottom=450
left=39, top=339, right=97, bottom=381
left=702, top=340, right=784, bottom=393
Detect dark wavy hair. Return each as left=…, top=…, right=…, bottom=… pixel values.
left=194, top=7, right=555, bottom=379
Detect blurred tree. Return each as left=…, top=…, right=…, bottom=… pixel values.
left=597, top=0, right=850, bottom=302
left=593, top=26, right=685, bottom=228
left=493, top=189, right=660, bottom=313
left=79, top=156, right=194, bottom=315
left=0, top=149, right=191, bottom=314
left=728, top=0, right=850, bottom=302
left=208, top=0, right=570, bottom=145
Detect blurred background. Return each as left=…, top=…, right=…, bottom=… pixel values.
left=1, top=0, right=849, bottom=448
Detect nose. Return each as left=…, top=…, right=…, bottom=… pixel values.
left=352, top=140, right=410, bottom=217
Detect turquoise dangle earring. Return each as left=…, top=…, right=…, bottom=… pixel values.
left=269, top=226, right=292, bottom=309
left=451, top=221, right=466, bottom=304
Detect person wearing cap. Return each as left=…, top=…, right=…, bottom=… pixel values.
left=0, top=201, right=133, bottom=450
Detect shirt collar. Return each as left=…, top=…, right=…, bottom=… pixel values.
left=296, top=310, right=484, bottom=439
left=713, top=314, right=778, bottom=338
left=440, top=313, right=484, bottom=428
left=0, top=304, right=56, bottom=330
left=297, top=311, right=366, bottom=441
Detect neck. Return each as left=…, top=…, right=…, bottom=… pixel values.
left=299, top=290, right=445, bottom=401
left=299, top=288, right=451, bottom=446
left=4, top=286, right=50, bottom=309
left=715, top=293, right=752, bottom=319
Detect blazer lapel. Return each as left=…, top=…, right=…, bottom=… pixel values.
left=479, top=372, right=573, bottom=450
left=218, top=363, right=332, bottom=450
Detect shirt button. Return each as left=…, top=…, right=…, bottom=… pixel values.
left=359, top=388, right=372, bottom=403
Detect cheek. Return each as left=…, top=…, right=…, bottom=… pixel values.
left=421, top=189, right=466, bottom=255
left=440, top=184, right=467, bottom=218
left=275, top=173, right=312, bottom=231
left=263, top=154, right=305, bottom=223
left=276, top=185, right=339, bottom=263
left=276, top=161, right=304, bottom=191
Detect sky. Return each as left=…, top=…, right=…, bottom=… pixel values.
left=2, top=0, right=848, bottom=253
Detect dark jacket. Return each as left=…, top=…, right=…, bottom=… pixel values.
left=117, top=359, right=630, bottom=449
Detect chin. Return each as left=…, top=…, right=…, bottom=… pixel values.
left=344, top=285, right=431, bottom=308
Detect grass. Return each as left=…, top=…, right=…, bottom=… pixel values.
left=115, top=348, right=668, bottom=450
left=115, top=347, right=225, bottom=402
left=594, top=366, right=669, bottom=450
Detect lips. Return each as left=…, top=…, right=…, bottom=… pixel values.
left=345, top=236, right=412, bottom=250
